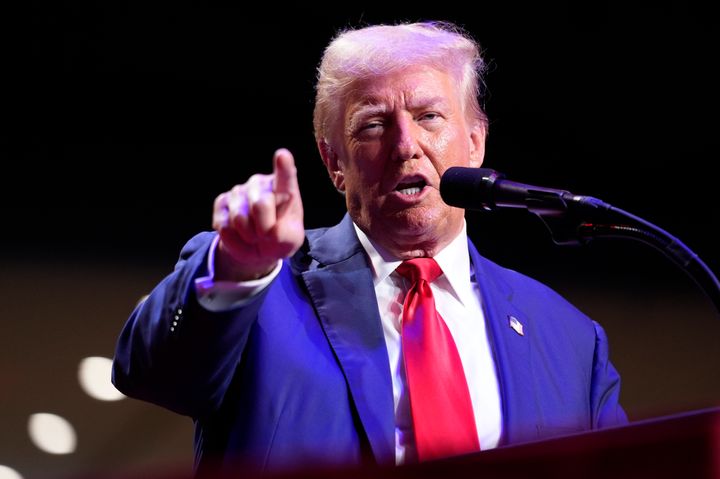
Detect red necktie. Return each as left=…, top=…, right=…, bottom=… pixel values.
left=397, top=258, right=480, bottom=461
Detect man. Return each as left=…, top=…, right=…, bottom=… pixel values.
left=112, top=21, right=627, bottom=476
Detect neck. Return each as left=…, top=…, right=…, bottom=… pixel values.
left=359, top=225, right=463, bottom=261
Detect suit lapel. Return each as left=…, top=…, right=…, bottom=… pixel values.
left=468, top=241, right=540, bottom=445
left=300, top=215, right=395, bottom=465
left=298, top=220, right=541, bottom=458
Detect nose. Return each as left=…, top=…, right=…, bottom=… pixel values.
left=391, top=114, right=423, bottom=162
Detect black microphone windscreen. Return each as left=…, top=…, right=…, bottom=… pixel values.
left=440, top=167, right=502, bottom=210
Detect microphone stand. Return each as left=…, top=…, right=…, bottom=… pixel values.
left=533, top=200, right=720, bottom=316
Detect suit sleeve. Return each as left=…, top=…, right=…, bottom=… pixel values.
left=590, top=321, right=629, bottom=428
left=111, top=232, right=272, bottom=419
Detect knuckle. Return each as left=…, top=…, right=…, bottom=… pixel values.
left=214, top=192, right=228, bottom=208
left=247, top=173, right=270, bottom=185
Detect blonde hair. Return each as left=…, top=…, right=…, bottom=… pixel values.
left=313, top=21, right=488, bottom=143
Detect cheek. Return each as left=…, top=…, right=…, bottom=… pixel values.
left=346, top=146, right=386, bottom=185
left=431, top=131, right=453, bottom=155
left=426, top=128, right=461, bottom=165
left=441, top=127, right=474, bottom=164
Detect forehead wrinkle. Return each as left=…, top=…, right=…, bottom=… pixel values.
left=348, top=92, right=451, bottom=124
left=406, top=94, right=451, bottom=111
left=350, top=101, right=389, bottom=119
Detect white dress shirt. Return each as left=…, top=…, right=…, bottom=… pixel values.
left=195, top=222, right=503, bottom=464
left=353, top=222, right=502, bottom=464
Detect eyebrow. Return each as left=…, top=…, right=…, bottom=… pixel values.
left=348, top=96, right=451, bottom=125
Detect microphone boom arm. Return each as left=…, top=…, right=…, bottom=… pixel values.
left=533, top=193, right=720, bottom=316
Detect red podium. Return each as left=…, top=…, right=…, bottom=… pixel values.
left=404, top=407, right=720, bottom=478
left=286, top=408, right=720, bottom=479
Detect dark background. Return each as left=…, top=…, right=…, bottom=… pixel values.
left=2, top=4, right=719, bottom=479
left=7, top=3, right=719, bottom=274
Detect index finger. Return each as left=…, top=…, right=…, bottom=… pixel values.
left=272, top=148, right=299, bottom=197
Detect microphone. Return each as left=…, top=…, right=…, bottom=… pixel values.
left=440, top=167, right=610, bottom=217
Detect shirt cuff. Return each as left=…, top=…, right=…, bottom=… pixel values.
left=194, top=235, right=283, bottom=312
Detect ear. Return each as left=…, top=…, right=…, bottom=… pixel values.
left=468, top=122, right=487, bottom=168
left=317, top=139, right=345, bottom=192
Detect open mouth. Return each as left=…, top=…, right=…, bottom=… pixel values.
left=395, top=179, right=427, bottom=196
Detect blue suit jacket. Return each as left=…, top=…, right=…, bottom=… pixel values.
left=112, top=214, right=627, bottom=475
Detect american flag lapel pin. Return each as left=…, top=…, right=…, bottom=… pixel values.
left=508, top=315, right=524, bottom=336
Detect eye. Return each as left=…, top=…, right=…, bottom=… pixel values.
left=354, top=121, right=385, bottom=139
left=418, top=112, right=442, bottom=123
left=361, top=122, right=383, bottom=131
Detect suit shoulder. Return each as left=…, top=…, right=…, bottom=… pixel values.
left=288, top=225, right=331, bottom=272
left=304, top=225, right=332, bottom=244
left=179, top=231, right=216, bottom=259
left=475, top=252, right=591, bottom=321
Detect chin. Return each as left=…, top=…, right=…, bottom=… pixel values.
left=388, top=206, right=448, bottom=236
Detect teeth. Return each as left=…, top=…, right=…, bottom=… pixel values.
left=398, top=187, right=422, bottom=195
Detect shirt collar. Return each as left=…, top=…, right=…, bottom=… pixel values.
left=352, top=221, right=474, bottom=306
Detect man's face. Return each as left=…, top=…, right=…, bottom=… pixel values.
left=323, top=65, right=486, bottom=258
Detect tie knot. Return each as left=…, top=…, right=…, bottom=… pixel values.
left=396, top=258, right=442, bottom=284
